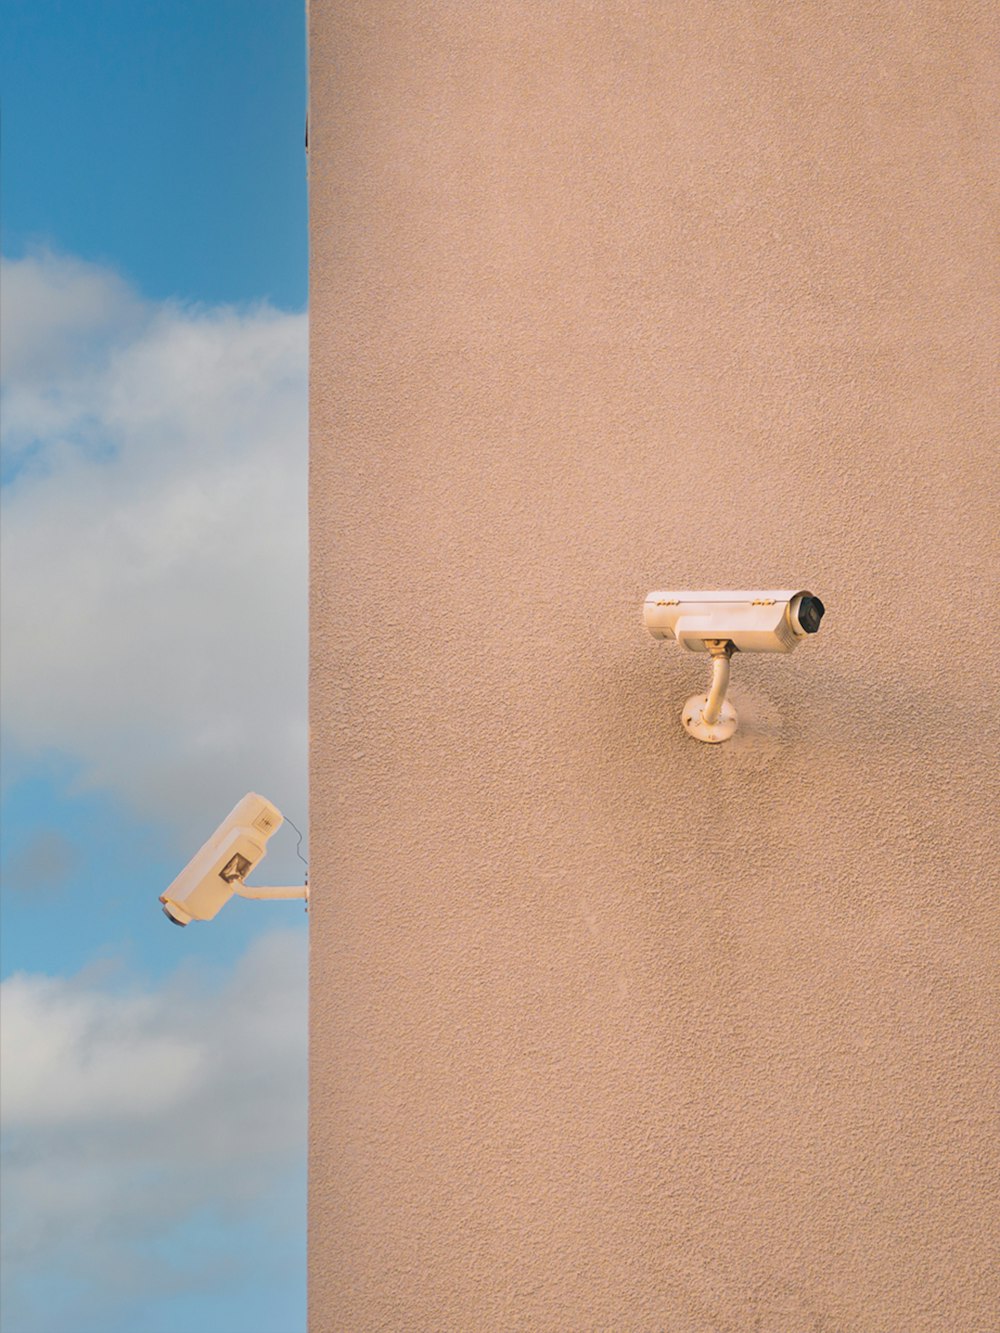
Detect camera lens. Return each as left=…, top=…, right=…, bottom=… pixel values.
left=796, top=595, right=825, bottom=634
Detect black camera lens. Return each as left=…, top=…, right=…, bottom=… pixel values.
left=796, top=595, right=825, bottom=634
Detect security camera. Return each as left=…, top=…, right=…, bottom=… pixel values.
left=159, top=792, right=308, bottom=926
left=643, top=589, right=825, bottom=742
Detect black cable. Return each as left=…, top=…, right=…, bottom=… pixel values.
left=283, top=813, right=309, bottom=879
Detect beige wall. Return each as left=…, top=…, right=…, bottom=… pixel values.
left=308, top=3, right=999, bottom=1329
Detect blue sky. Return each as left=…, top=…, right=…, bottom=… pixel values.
left=1, top=4, right=309, bottom=1331
left=3, top=0, right=308, bottom=309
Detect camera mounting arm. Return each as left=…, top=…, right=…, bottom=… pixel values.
left=224, top=858, right=308, bottom=903
left=233, top=883, right=309, bottom=902
left=683, top=639, right=738, bottom=742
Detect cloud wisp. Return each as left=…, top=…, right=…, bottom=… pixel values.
left=0, top=251, right=308, bottom=853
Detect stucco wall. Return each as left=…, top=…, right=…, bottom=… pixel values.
left=308, top=4, right=999, bottom=1329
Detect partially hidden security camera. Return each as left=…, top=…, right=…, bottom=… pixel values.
left=643, top=589, right=825, bottom=742
left=160, top=792, right=308, bottom=926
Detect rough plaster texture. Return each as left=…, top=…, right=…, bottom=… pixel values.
left=308, top=3, right=999, bottom=1329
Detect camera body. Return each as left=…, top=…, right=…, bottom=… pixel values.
left=643, top=589, right=825, bottom=654
left=159, top=793, right=283, bottom=926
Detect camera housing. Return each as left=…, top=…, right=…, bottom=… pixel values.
left=643, top=590, right=825, bottom=654
left=159, top=793, right=284, bottom=926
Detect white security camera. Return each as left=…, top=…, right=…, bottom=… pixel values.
left=643, top=589, right=825, bottom=742
left=159, top=792, right=308, bottom=926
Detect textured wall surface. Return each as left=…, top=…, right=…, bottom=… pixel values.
left=308, top=3, right=999, bottom=1329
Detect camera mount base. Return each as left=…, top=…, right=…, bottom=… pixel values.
left=682, top=694, right=738, bottom=743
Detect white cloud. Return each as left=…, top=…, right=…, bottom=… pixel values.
left=0, top=930, right=307, bottom=1332
left=2, top=974, right=203, bottom=1125
left=0, top=252, right=308, bottom=866
left=0, top=251, right=144, bottom=399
